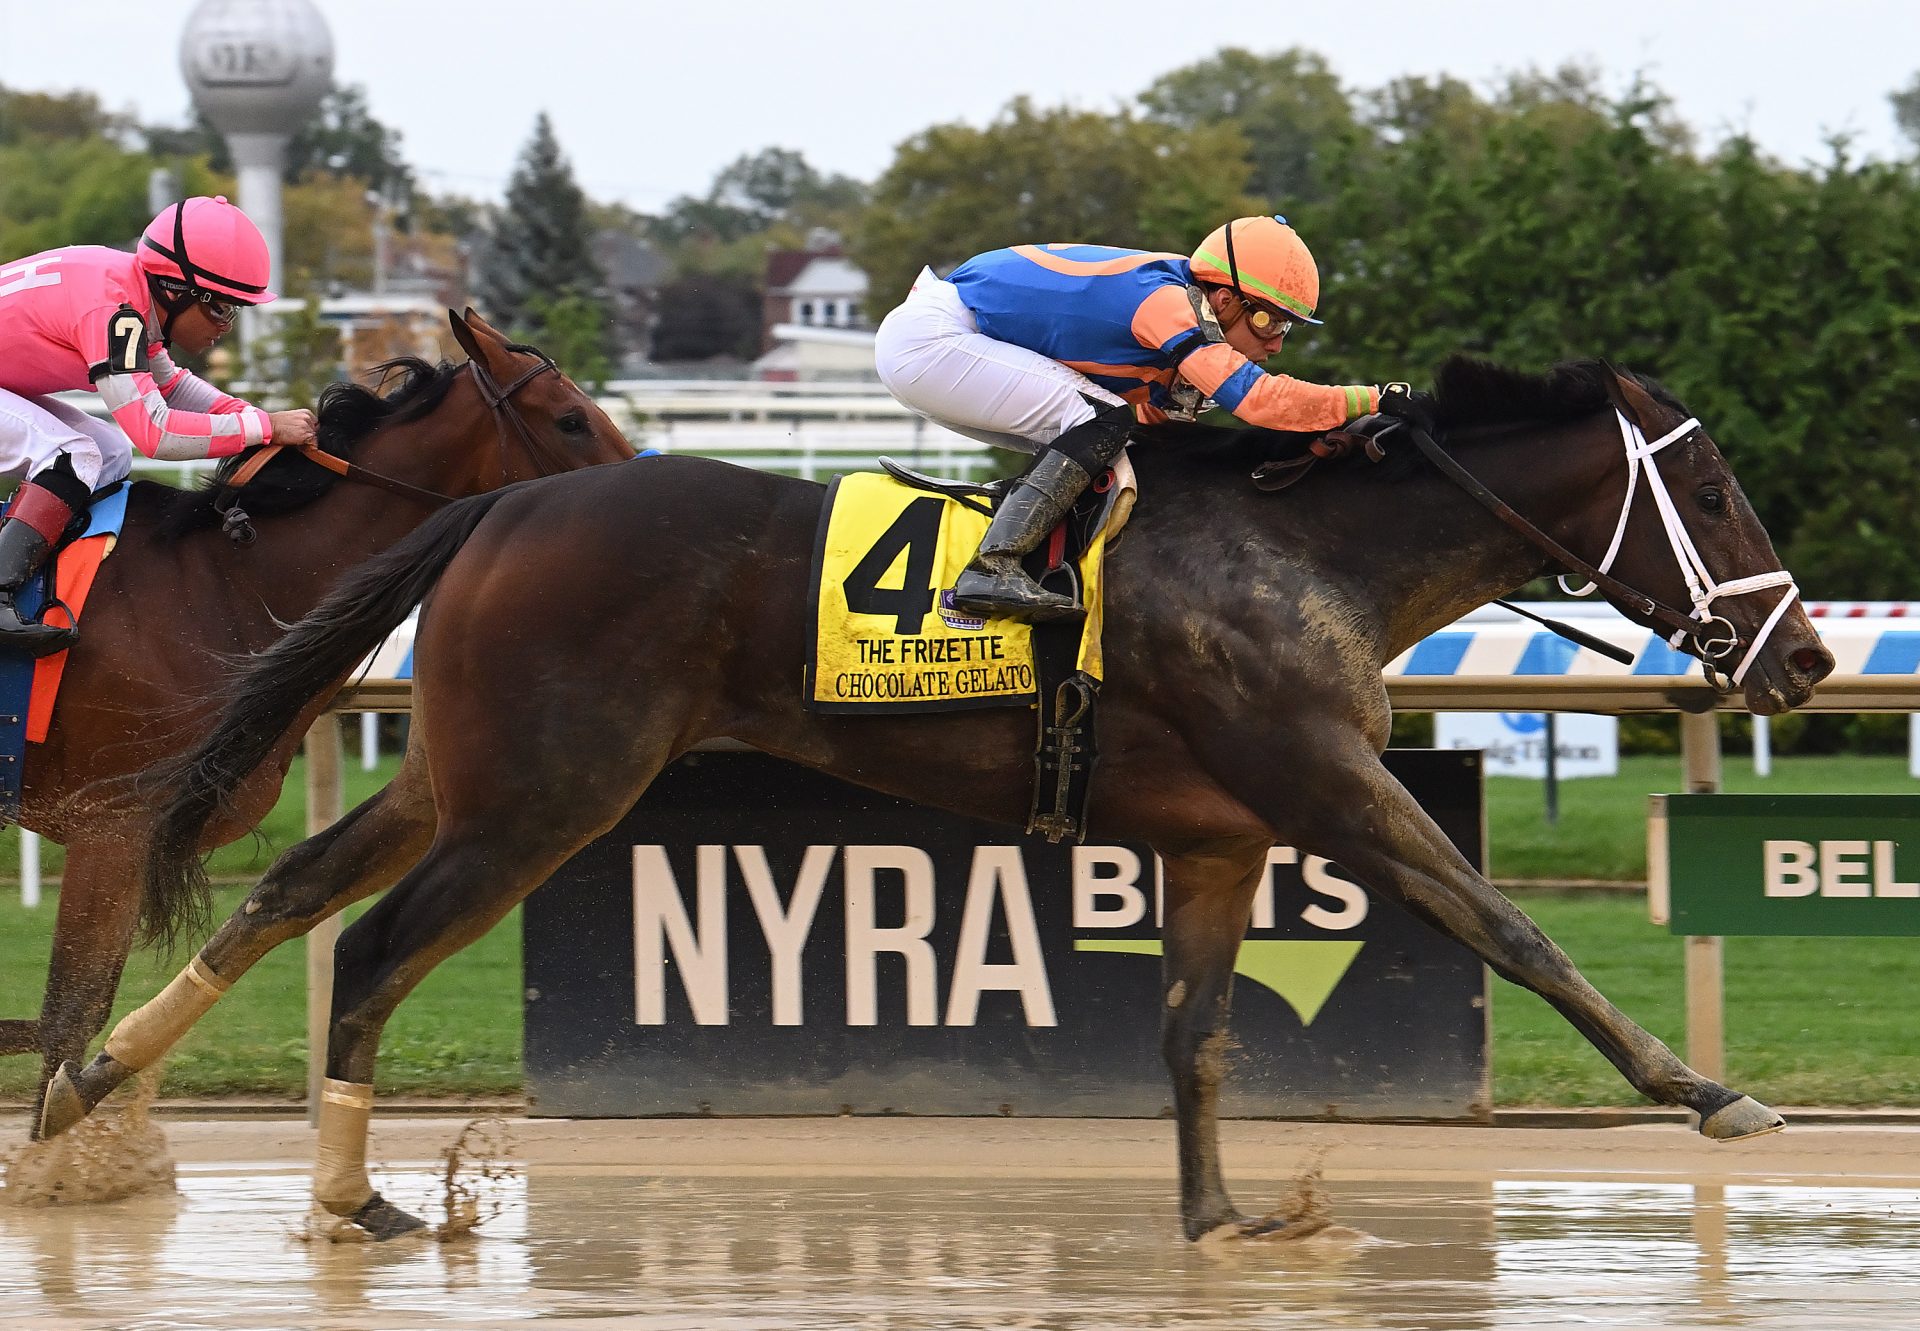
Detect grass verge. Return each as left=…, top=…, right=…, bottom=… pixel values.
left=0, top=751, right=1910, bottom=1105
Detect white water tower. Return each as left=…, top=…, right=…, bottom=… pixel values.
left=179, top=0, right=334, bottom=359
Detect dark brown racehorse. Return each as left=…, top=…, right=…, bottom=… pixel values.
left=0, top=309, right=631, bottom=1119
left=55, top=358, right=1832, bottom=1241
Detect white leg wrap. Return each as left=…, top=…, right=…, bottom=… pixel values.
left=101, top=956, right=229, bottom=1069
left=313, top=1078, right=377, bottom=1214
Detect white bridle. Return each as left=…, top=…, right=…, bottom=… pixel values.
left=1561, top=410, right=1800, bottom=687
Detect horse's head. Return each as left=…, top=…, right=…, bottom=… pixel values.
left=1570, top=368, right=1832, bottom=714
left=445, top=307, right=633, bottom=483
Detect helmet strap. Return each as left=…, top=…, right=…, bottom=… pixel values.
left=146, top=274, right=194, bottom=346
left=1223, top=219, right=1248, bottom=305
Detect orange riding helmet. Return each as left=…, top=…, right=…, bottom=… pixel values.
left=1189, top=215, right=1323, bottom=326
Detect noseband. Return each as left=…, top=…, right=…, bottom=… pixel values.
left=214, top=349, right=564, bottom=544
left=1393, top=382, right=1799, bottom=692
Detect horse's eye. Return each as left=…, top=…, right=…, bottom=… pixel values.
left=557, top=410, right=587, bottom=434
left=1697, top=487, right=1725, bottom=513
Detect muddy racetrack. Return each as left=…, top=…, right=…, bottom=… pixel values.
left=3, top=1112, right=1918, bottom=1329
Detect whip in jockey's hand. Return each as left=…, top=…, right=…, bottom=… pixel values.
left=874, top=215, right=1423, bottom=621
left=0, top=195, right=285, bottom=655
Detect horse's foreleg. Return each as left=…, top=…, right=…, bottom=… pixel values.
left=38, top=771, right=437, bottom=1139
left=1155, top=835, right=1297, bottom=1241
left=1295, top=749, right=1778, bottom=1138
left=0, top=1020, right=38, bottom=1057
left=26, top=839, right=146, bottom=1134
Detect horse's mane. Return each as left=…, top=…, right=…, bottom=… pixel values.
left=1132, top=356, right=1684, bottom=479
left=144, top=357, right=466, bottom=541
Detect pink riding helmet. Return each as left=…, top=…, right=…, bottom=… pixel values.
left=137, top=196, right=278, bottom=303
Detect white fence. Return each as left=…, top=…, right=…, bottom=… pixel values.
left=64, top=382, right=999, bottom=487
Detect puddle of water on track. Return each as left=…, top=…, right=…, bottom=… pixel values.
left=0, top=1167, right=1916, bottom=1330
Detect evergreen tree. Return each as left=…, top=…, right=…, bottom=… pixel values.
left=478, top=113, right=608, bottom=336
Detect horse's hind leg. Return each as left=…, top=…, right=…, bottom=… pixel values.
left=38, top=758, right=439, bottom=1139
left=1156, top=834, right=1321, bottom=1242
left=310, top=803, right=644, bottom=1239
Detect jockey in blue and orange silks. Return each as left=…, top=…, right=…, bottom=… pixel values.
left=874, top=215, right=1436, bottom=621
left=0, top=195, right=316, bottom=654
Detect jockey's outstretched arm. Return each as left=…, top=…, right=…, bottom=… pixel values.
left=91, top=328, right=271, bottom=462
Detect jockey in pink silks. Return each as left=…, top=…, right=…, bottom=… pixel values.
left=0, top=195, right=316, bottom=654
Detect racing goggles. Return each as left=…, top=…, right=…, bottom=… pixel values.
left=156, top=279, right=243, bottom=326
left=1236, top=295, right=1292, bottom=337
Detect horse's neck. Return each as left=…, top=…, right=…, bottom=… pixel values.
left=1142, top=419, right=1607, bottom=665
left=1356, top=420, right=1617, bottom=659
left=218, top=411, right=498, bottom=631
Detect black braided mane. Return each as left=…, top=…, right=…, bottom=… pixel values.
left=143, top=357, right=464, bottom=541
left=1130, top=356, right=1681, bottom=480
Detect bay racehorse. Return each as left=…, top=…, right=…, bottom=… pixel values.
left=0, top=309, right=631, bottom=1121
left=53, top=358, right=1832, bottom=1241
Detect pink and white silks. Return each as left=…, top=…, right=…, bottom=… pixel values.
left=0, top=244, right=272, bottom=490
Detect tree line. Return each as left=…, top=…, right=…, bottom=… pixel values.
left=4, top=51, right=1918, bottom=594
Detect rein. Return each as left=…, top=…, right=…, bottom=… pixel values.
left=212, top=350, right=562, bottom=545
left=1389, top=385, right=1798, bottom=690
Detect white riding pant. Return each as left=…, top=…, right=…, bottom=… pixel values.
left=873, top=268, right=1126, bottom=455
left=0, top=387, right=131, bottom=490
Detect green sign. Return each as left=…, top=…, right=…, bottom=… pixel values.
left=1650, top=794, right=1920, bottom=937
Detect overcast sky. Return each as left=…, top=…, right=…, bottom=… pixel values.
left=3, top=1, right=1916, bottom=211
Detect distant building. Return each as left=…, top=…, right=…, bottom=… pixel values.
left=593, top=228, right=669, bottom=372
left=756, top=229, right=873, bottom=382
left=751, top=323, right=878, bottom=383
left=761, top=228, right=868, bottom=348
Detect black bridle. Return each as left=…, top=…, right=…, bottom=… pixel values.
left=468, top=343, right=577, bottom=480
left=214, top=347, right=565, bottom=545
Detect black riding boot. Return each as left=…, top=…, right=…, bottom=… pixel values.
left=0, top=496, right=77, bottom=657
left=950, top=402, right=1134, bottom=622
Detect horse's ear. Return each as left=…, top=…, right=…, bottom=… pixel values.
left=446, top=307, right=488, bottom=365
left=1605, top=364, right=1662, bottom=425
left=461, top=308, right=509, bottom=343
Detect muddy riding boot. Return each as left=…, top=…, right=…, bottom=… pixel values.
left=950, top=451, right=1092, bottom=621
left=0, top=481, right=79, bottom=657
left=951, top=402, right=1134, bottom=621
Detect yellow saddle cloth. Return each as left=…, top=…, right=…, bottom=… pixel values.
left=805, top=467, right=1133, bottom=714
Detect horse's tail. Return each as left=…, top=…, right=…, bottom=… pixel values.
left=140, top=487, right=514, bottom=950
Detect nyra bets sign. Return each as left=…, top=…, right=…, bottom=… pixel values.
left=523, top=750, right=1490, bottom=1120
left=1653, top=794, right=1920, bottom=936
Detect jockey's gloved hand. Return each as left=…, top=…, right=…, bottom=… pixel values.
left=1379, top=382, right=1439, bottom=434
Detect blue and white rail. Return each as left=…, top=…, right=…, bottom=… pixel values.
left=344, top=601, right=1920, bottom=716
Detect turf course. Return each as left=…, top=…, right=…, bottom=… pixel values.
left=0, top=752, right=1911, bottom=1107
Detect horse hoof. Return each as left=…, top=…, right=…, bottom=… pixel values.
left=1700, top=1094, right=1785, bottom=1141
left=1232, top=1211, right=1334, bottom=1242
left=1195, top=1209, right=1335, bottom=1243
left=36, top=1061, right=91, bottom=1140
left=350, top=1193, right=430, bottom=1242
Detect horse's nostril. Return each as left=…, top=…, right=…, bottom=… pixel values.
left=1790, top=646, right=1832, bottom=683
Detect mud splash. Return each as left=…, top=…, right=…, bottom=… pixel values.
left=0, top=1067, right=175, bottom=1207
left=1198, top=1144, right=1351, bottom=1245
left=433, top=1116, right=516, bottom=1240
left=296, top=1116, right=517, bottom=1244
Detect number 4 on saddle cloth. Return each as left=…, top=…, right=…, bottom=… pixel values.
left=806, top=458, right=1137, bottom=842
left=0, top=482, right=128, bottom=819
